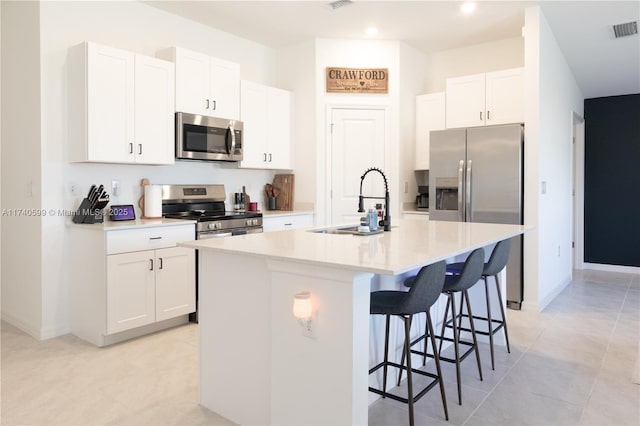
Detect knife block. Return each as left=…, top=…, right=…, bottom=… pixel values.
left=72, top=197, right=109, bottom=224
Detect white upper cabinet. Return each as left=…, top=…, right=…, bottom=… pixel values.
left=445, top=67, right=523, bottom=128
left=415, top=92, right=445, bottom=170
left=70, top=42, right=175, bottom=165
left=485, top=68, right=525, bottom=125
left=134, top=54, right=175, bottom=164
left=239, top=80, right=293, bottom=170
left=170, top=47, right=240, bottom=120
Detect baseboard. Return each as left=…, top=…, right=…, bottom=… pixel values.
left=583, top=263, right=640, bottom=274
left=521, top=275, right=572, bottom=313
left=2, top=311, right=71, bottom=340
left=1, top=311, right=42, bottom=340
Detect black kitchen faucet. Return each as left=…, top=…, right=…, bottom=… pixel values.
left=358, top=167, right=391, bottom=231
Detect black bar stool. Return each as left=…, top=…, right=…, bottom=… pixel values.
left=445, top=239, right=512, bottom=370
left=401, top=248, right=485, bottom=406
left=369, top=261, right=449, bottom=426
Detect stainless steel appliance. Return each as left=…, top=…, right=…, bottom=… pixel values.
left=175, top=112, right=243, bottom=162
left=415, top=170, right=429, bottom=210
left=429, top=124, right=524, bottom=309
left=161, top=184, right=262, bottom=321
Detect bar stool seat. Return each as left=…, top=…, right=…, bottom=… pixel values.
left=403, top=248, right=485, bottom=406
left=445, top=238, right=512, bottom=370
left=369, top=261, right=448, bottom=426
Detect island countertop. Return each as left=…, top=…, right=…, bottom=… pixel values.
left=179, top=218, right=529, bottom=275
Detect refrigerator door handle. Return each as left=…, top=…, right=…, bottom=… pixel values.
left=466, top=160, right=473, bottom=222
left=458, top=160, right=465, bottom=221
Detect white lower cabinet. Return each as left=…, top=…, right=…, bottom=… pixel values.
left=70, top=223, right=195, bottom=346
left=263, top=213, right=314, bottom=232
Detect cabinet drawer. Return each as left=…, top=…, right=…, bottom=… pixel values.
left=106, top=225, right=195, bottom=255
left=263, top=214, right=314, bottom=232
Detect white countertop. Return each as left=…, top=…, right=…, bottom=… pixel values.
left=402, top=209, right=429, bottom=215
left=67, top=218, right=195, bottom=231
left=180, top=219, right=530, bottom=275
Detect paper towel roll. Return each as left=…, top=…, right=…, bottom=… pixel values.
left=144, top=185, right=162, bottom=218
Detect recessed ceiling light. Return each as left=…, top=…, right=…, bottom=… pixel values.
left=460, top=2, right=477, bottom=14
left=366, top=27, right=379, bottom=37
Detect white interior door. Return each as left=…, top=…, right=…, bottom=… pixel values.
left=330, top=108, right=386, bottom=226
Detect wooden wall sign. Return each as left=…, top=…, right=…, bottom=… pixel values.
left=326, top=67, right=388, bottom=94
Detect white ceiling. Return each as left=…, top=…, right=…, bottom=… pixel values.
left=146, top=0, right=640, bottom=99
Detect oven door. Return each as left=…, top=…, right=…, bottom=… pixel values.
left=176, top=112, right=243, bottom=162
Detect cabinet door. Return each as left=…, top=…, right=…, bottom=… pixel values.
left=134, top=55, right=175, bottom=165
left=209, top=57, right=240, bottom=120
left=415, top=92, right=445, bottom=170
left=174, top=47, right=210, bottom=116
left=485, top=68, right=524, bottom=125
left=266, top=87, right=292, bottom=170
left=106, top=250, right=155, bottom=334
left=86, top=43, right=135, bottom=163
left=239, top=80, right=268, bottom=168
left=155, top=247, right=195, bottom=322
left=445, top=73, right=486, bottom=129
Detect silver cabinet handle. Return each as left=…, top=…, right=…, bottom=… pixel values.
left=206, top=99, right=210, bottom=109
left=284, top=223, right=293, bottom=226
left=263, top=153, right=267, bottom=162
left=159, top=258, right=163, bottom=270
left=480, top=111, right=483, bottom=121
left=149, top=259, right=154, bottom=271
left=487, top=110, right=491, bottom=120
left=149, top=236, right=162, bottom=240
left=458, top=160, right=464, bottom=221
left=269, top=153, right=272, bottom=162
left=129, top=143, right=133, bottom=154
left=138, top=144, right=142, bottom=155
left=466, top=160, right=473, bottom=222
left=212, top=100, right=216, bottom=110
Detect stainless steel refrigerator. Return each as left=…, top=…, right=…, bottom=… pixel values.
left=429, top=124, right=524, bottom=309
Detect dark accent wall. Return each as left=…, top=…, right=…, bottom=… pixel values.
left=584, top=94, right=640, bottom=267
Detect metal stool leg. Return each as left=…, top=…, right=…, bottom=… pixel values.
left=382, top=314, right=391, bottom=396
left=438, top=294, right=451, bottom=356
left=449, top=292, right=462, bottom=405
left=404, top=316, right=415, bottom=426
left=484, top=276, right=495, bottom=370
left=494, top=274, right=511, bottom=353
left=427, top=311, right=449, bottom=421
left=463, top=290, right=483, bottom=381
left=397, top=315, right=413, bottom=386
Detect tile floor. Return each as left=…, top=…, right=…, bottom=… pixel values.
left=1, top=269, right=638, bottom=425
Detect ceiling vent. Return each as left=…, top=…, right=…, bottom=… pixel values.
left=328, top=0, right=353, bottom=10
left=612, top=21, right=638, bottom=38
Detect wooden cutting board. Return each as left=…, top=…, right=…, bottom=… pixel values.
left=272, top=174, right=294, bottom=211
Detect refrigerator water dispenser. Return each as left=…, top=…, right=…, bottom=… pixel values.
left=435, top=177, right=459, bottom=211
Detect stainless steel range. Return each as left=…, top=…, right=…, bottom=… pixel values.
left=161, top=184, right=262, bottom=238
left=161, top=184, right=263, bottom=322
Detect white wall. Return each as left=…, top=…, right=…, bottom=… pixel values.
left=424, top=36, right=524, bottom=93
left=276, top=40, right=317, bottom=208
left=8, top=1, right=281, bottom=338
left=1, top=1, right=44, bottom=337
left=523, top=6, right=584, bottom=311
left=399, top=43, right=428, bottom=204
left=314, top=39, right=402, bottom=226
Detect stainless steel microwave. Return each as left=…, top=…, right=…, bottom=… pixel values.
left=176, top=112, right=243, bottom=162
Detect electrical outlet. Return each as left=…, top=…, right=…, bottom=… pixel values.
left=112, top=180, right=121, bottom=196
left=69, top=181, right=78, bottom=196
left=302, top=319, right=315, bottom=339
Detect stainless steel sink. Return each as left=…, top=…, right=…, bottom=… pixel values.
left=309, top=225, right=384, bottom=236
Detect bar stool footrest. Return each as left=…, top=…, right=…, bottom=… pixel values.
left=369, top=361, right=442, bottom=404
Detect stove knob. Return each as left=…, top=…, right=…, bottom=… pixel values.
left=214, top=222, right=221, bottom=230
left=207, top=223, right=215, bottom=230
left=245, top=219, right=252, bottom=226
left=252, top=219, right=259, bottom=226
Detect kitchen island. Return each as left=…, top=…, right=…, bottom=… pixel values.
left=179, top=219, right=529, bottom=425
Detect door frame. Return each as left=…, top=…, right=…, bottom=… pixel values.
left=572, top=112, right=585, bottom=271
left=322, top=104, right=391, bottom=227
